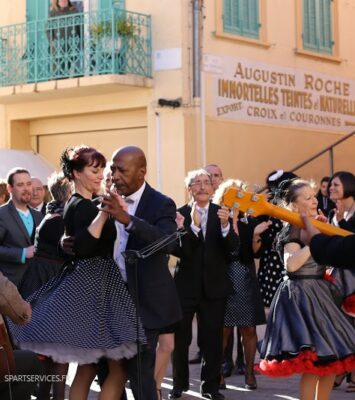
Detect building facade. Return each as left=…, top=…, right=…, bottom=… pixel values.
left=0, top=0, right=354, bottom=205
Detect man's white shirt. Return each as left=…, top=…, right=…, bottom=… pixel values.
left=113, top=182, right=146, bottom=281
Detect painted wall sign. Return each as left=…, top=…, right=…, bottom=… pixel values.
left=209, top=55, right=355, bottom=131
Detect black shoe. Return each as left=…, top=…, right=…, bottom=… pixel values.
left=233, top=362, right=245, bottom=375
left=189, top=351, right=202, bottom=364
left=219, top=382, right=227, bottom=390
left=168, top=388, right=184, bottom=399
left=222, top=361, right=233, bottom=377
left=201, top=391, right=225, bottom=400
left=245, top=373, right=257, bottom=390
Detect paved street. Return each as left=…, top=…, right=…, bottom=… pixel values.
left=61, top=321, right=352, bottom=400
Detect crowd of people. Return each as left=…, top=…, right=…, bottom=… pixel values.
left=0, top=144, right=354, bottom=400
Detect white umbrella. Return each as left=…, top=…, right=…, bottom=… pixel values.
left=0, top=149, right=56, bottom=184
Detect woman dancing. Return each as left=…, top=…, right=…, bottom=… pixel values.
left=257, top=179, right=355, bottom=400
left=9, top=145, right=146, bottom=400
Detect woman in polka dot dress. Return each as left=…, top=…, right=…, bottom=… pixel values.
left=257, top=170, right=299, bottom=308
left=214, top=180, right=268, bottom=390
left=9, top=146, right=146, bottom=399
left=257, top=217, right=285, bottom=307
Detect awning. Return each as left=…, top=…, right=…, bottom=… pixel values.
left=0, top=149, right=56, bottom=183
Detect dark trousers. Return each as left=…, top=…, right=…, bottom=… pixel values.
left=172, top=296, right=226, bottom=394
left=125, top=328, right=160, bottom=400
left=0, top=350, right=42, bottom=400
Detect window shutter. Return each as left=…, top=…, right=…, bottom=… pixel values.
left=223, top=0, right=259, bottom=39
left=223, top=0, right=239, bottom=35
left=318, top=0, right=332, bottom=53
left=241, top=0, right=259, bottom=39
left=303, top=0, right=333, bottom=54
left=99, top=0, right=125, bottom=10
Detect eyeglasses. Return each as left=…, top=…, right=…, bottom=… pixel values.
left=190, top=180, right=212, bottom=187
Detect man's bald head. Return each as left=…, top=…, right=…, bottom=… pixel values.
left=30, top=177, right=45, bottom=208
left=112, top=146, right=147, bottom=169
left=204, top=164, right=223, bottom=191
left=111, top=146, right=147, bottom=196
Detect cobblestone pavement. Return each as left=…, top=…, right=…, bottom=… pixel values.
left=63, top=322, right=353, bottom=400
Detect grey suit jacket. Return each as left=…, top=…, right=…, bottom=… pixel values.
left=0, top=200, right=43, bottom=286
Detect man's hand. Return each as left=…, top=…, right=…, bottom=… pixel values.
left=191, top=202, right=201, bottom=227
left=300, top=212, right=321, bottom=245
left=61, top=235, right=75, bottom=256
left=217, top=206, right=230, bottom=228
left=25, top=246, right=34, bottom=259
left=101, top=191, right=131, bottom=226
left=176, top=211, right=185, bottom=230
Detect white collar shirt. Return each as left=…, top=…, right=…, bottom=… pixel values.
left=113, top=182, right=146, bottom=281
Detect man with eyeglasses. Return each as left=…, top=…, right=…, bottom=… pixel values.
left=170, top=169, right=239, bottom=400
left=189, top=164, right=224, bottom=366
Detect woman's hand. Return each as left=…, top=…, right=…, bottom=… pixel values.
left=253, top=220, right=272, bottom=236
left=101, top=191, right=131, bottom=225
left=315, top=209, right=327, bottom=223
left=231, top=209, right=239, bottom=235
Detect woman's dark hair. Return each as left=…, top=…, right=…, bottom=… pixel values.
left=328, top=171, right=355, bottom=199
left=52, top=1, right=75, bottom=11
left=60, top=145, right=106, bottom=181
left=266, top=170, right=298, bottom=203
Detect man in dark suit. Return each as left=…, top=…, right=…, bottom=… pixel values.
left=0, top=168, right=43, bottom=286
left=316, top=176, right=335, bottom=217
left=29, top=177, right=47, bottom=216
left=102, top=146, right=182, bottom=400
left=301, top=213, right=354, bottom=269
left=170, top=169, right=239, bottom=400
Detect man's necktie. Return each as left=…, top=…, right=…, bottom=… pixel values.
left=198, top=207, right=208, bottom=238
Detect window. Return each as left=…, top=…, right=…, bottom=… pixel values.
left=303, top=0, right=333, bottom=54
left=223, top=0, right=260, bottom=39
left=216, top=0, right=268, bottom=47
left=296, top=0, right=339, bottom=61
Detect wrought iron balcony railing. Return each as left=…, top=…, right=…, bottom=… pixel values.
left=0, top=8, right=152, bottom=87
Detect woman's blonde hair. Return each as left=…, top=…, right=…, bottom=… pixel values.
left=213, top=178, right=246, bottom=206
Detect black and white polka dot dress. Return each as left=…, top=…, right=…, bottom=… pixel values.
left=224, top=218, right=266, bottom=327
left=9, top=194, right=146, bottom=364
left=257, top=218, right=285, bottom=307
left=225, top=259, right=266, bottom=327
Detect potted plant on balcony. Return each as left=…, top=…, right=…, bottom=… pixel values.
left=90, top=17, right=136, bottom=53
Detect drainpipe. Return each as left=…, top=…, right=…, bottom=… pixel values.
left=192, top=0, right=206, bottom=166
left=193, top=0, right=201, bottom=98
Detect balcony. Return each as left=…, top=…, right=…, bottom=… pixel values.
left=0, top=8, right=152, bottom=92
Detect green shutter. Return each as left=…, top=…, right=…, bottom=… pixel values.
left=303, top=0, right=333, bottom=54
left=26, top=0, right=49, bottom=21
left=223, top=0, right=259, bottom=39
left=26, top=0, right=50, bottom=82
left=318, top=0, right=332, bottom=53
left=99, top=0, right=125, bottom=10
